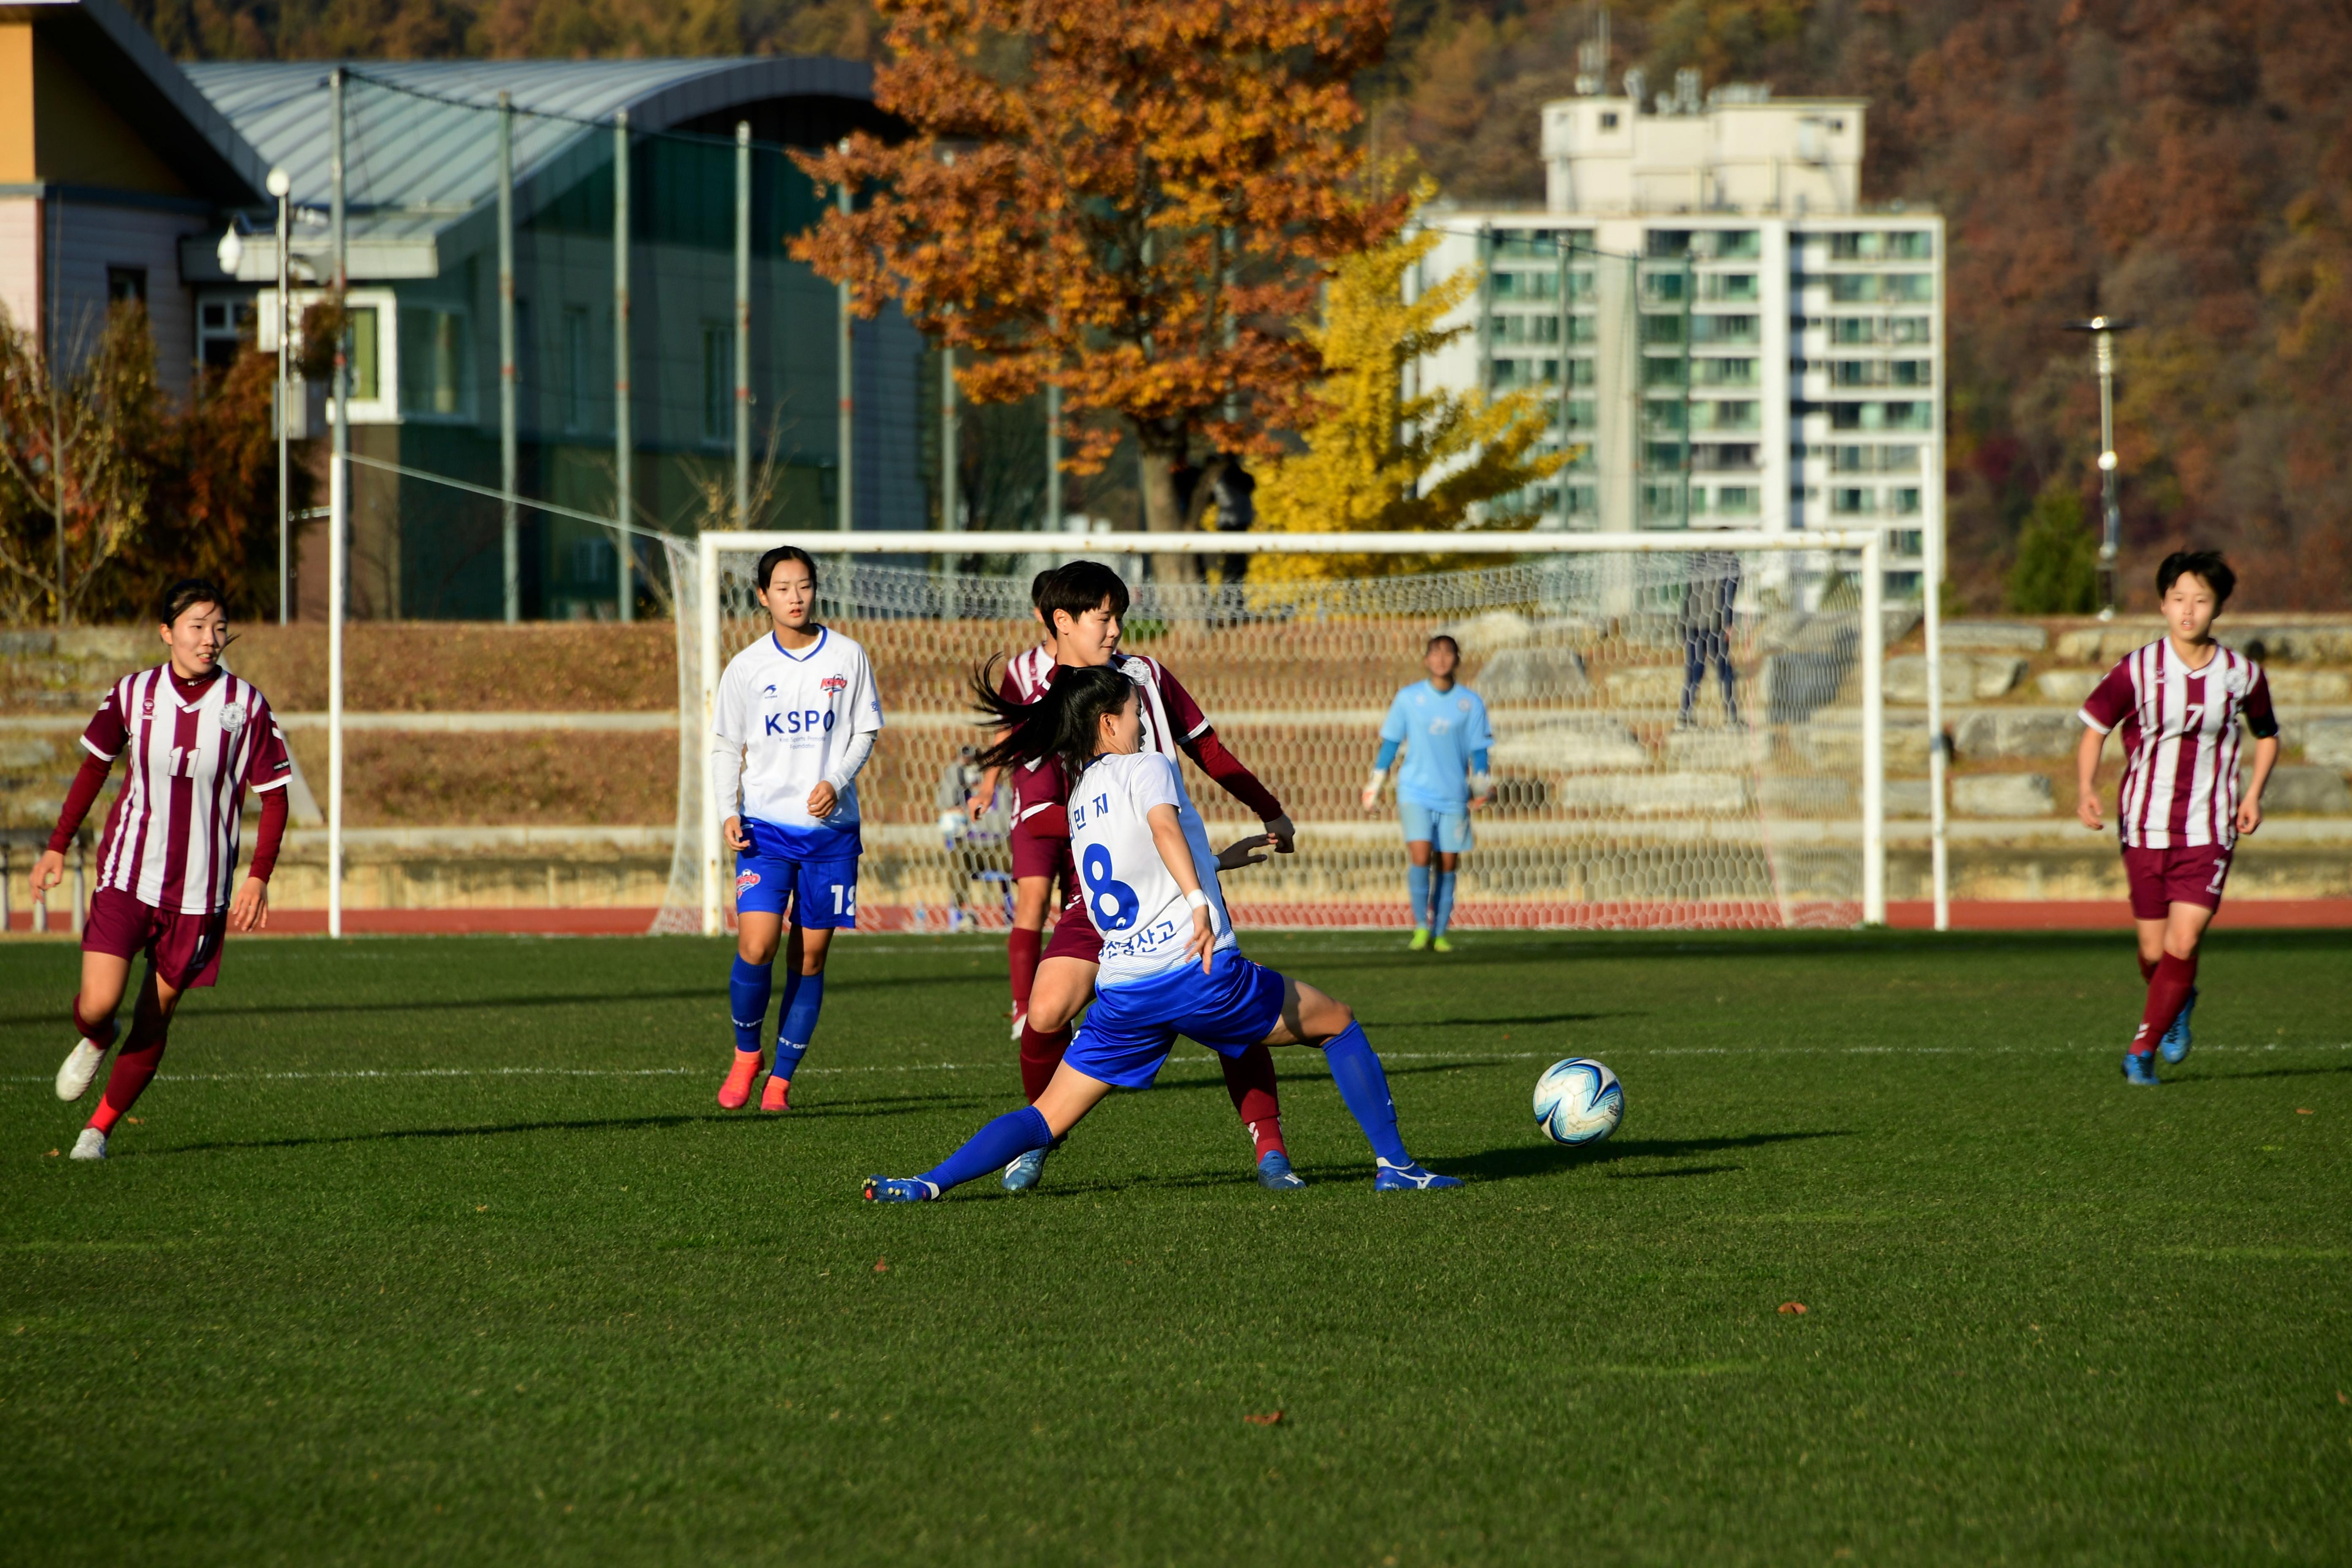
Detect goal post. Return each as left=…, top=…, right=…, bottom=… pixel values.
left=662, top=529, right=1896, bottom=938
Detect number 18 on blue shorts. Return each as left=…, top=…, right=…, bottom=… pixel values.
left=734, top=819, right=859, bottom=928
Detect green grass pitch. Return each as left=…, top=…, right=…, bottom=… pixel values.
left=3, top=928, right=2349, bottom=1565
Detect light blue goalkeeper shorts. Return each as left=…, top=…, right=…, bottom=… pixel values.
left=1399, top=799, right=1474, bottom=854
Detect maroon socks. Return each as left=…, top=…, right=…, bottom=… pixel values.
left=1008, top=928, right=1041, bottom=1016
left=89, top=1035, right=166, bottom=1133
left=1018, top=1019, right=1071, bottom=1102
left=2131, top=952, right=2198, bottom=1056
left=1219, top=1043, right=1286, bottom=1160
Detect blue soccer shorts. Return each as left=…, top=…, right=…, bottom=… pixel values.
left=1064, top=947, right=1288, bottom=1089
left=1399, top=799, right=1474, bottom=854
left=734, top=851, right=859, bottom=928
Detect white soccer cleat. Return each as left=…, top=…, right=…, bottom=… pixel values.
left=1010, top=1010, right=1027, bottom=1042
left=69, top=1127, right=107, bottom=1161
left=56, top=1040, right=106, bottom=1102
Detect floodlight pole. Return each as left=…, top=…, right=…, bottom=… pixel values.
left=734, top=120, right=751, bottom=528
left=497, top=91, right=518, bottom=623
left=835, top=141, right=853, bottom=533
left=613, top=109, right=633, bottom=622
left=1044, top=383, right=1062, bottom=531
left=327, top=65, right=347, bottom=939
left=270, top=165, right=290, bottom=624
left=2064, top=315, right=2135, bottom=620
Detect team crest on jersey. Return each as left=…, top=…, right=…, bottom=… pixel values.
left=820, top=675, right=848, bottom=694
left=2221, top=666, right=2249, bottom=698
left=219, top=702, right=247, bottom=732
left=736, top=870, right=762, bottom=892
left=762, top=683, right=778, bottom=696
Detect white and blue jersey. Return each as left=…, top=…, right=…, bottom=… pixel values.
left=1377, top=680, right=1492, bottom=812
left=1061, top=750, right=1285, bottom=1088
left=713, top=627, right=884, bottom=925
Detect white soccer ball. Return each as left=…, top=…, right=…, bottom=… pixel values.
left=1533, top=1057, right=1622, bottom=1146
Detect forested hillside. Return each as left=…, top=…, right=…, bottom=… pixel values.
left=132, top=0, right=2352, bottom=609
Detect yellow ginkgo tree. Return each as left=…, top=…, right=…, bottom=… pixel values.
left=1252, top=221, right=1572, bottom=579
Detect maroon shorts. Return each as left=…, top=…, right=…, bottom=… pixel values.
left=1009, top=820, right=1070, bottom=885
left=2123, top=844, right=2233, bottom=922
left=83, top=886, right=229, bottom=989
left=1042, top=886, right=1104, bottom=965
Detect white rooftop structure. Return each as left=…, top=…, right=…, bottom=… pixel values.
left=1541, top=73, right=1867, bottom=217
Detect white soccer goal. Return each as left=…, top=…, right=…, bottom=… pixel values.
left=656, top=530, right=1904, bottom=938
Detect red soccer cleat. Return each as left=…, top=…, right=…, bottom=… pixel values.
left=761, top=1075, right=791, bottom=1113
left=718, top=1052, right=763, bottom=1110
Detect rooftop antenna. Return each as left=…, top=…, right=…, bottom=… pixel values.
left=1575, top=6, right=1610, bottom=96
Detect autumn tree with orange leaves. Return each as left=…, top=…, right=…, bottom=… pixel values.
left=791, top=0, right=1407, bottom=543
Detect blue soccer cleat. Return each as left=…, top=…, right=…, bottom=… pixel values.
left=2121, top=1051, right=2161, bottom=1087
left=1002, top=1146, right=1051, bottom=1192
left=1373, top=1158, right=1463, bottom=1191
left=1256, top=1150, right=1306, bottom=1191
left=863, top=1176, right=939, bottom=1203
left=2159, top=987, right=2198, bottom=1064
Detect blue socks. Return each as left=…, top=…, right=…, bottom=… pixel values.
left=773, top=970, right=825, bottom=1081
left=920, top=1105, right=1053, bottom=1192
left=729, top=957, right=772, bottom=1054
left=1432, top=870, right=1457, bottom=936
left=1323, top=1021, right=1410, bottom=1166
left=1407, top=862, right=1431, bottom=929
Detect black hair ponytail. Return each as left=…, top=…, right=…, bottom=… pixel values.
left=969, top=659, right=1135, bottom=784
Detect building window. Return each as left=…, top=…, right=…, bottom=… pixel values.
left=399, top=307, right=471, bottom=417
left=1690, top=315, right=1758, bottom=345
left=563, top=308, right=590, bottom=433
left=1645, top=229, right=1693, bottom=259
left=1490, top=271, right=1559, bottom=302
left=1712, top=231, right=1761, bottom=260
left=107, top=267, right=147, bottom=305
left=1567, top=315, right=1599, bottom=344
left=1830, top=318, right=1874, bottom=344
left=571, top=537, right=616, bottom=586
left=1695, top=357, right=1757, bottom=387
left=1885, top=273, right=1933, bottom=302
left=347, top=306, right=380, bottom=400
left=1640, top=315, right=1685, bottom=346
left=1831, top=487, right=1875, bottom=514
left=1700, top=272, right=1759, bottom=302
left=1563, top=357, right=1596, bottom=387
left=1643, top=357, right=1687, bottom=387
left=1641, top=270, right=1687, bottom=302
left=1712, top=485, right=1760, bottom=514
left=1600, top=111, right=1620, bottom=130
left=1891, top=359, right=1933, bottom=387
left=1891, top=487, right=1924, bottom=515
left=1889, top=316, right=1933, bottom=344
left=702, top=324, right=733, bottom=442
left=1490, top=314, right=1561, bottom=345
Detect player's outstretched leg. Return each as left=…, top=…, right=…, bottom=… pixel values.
left=73, top=967, right=181, bottom=1160
left=1264, top=974, right=1457, bottom=1190
left=1406, top=860, right=1431, bottom=950
left=867, top=1070, right=1116, bottom=1202
left=2160, top=986, right=2198, bottom=1064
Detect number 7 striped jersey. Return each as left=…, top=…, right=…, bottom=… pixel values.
left=2078, top=639, right=2278, bottom=849
left=1065, top=751, right=1236, bottom=984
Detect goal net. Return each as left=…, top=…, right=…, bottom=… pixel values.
left=654, top=535, right=1892, bottom=936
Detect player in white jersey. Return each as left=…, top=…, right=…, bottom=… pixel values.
left=864, top=665, right=1460, bottom=1200
left=2075, top=550, right=2278, bottom=1086
left=710, top=546, right=885, bottom=1112
left=41, top=580, right=292, bottom=1160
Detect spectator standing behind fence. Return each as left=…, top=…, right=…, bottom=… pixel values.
left=1679, top=544, right=1742, bottom=728
left=937, top=746, right=1006, bottom=931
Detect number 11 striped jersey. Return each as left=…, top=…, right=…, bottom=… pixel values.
left=1064, top=751, right=1236, bottom=985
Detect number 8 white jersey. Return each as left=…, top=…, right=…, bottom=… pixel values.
left=1066, top=751, right=1237, bottom=985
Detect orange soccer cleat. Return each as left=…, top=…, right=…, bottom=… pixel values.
left=761, top=1074, right=791, bottom=1113
left=718, top=1052, right=763, bottom=1110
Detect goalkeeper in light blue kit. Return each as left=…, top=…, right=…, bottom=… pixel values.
left=864, top=664, right=1459, bottom=1200
left=1363, top=634, right=1492, bottom=952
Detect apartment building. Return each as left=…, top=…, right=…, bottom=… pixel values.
left=1413, top=74, right=1943, bottom=598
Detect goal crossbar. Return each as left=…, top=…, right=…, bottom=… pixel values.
left=691, top=529, right=1896, bottom=937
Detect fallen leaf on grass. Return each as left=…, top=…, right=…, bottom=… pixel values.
left=125, top=1117, right=142, bottom=1124
left=873, top=1258, right=890, bottom=1273
left=2297, top=1108, right=2314, bottom=1115
left=2339, top=1391, right=2348, bottom=1405
left=44, top=1149, right=58, bottom=1158
left=1243, top=1411, right=1283, bottom=1426
left=475, top=1205, right=488, bottom=1212
left=1779, top=1301, right=1809, bottom=1315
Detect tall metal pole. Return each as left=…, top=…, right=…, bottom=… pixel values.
left=1680, top=250, right=1694, bottom=530
left=612, top=109, right=633, bottom=621
left=327, top=66, right=348, bottom=940
left=497, top=92, right=518, bottom=623
left=1554, top=233, right=1572, bottom=529
left=2095, top=327, right=2120, bottom=619
left=48, top=194, right=65, bottom=626
left=1860, top=530, right=1886, bottom=927
left=835, top=141, right=853, bottom=533
left=940, top=343, right=957, bottom=530
left=1045, top=384, right=1062, bottom=531
left=734, top=121, right=751, bottom=527
left=270, top=167, right=290, bottom=623
left=1925, top=509, right=1948, bottom=931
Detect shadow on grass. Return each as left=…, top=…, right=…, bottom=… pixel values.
left=1441, top=1129, right=1851, bottom=1184
left=129, top=1092, right=999, bottom=1157
left=1358, top=1013, right=1637, bottom=1030
left=1607, top=1163, right=1742, bottom=1181
left=2174, top=1063, right=2352, bottom=1084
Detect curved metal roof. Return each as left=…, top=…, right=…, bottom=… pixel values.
left=183, top=57, right=873, bottom=216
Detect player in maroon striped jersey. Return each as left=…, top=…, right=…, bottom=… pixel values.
left=2075, top=551, right=2279, bottom=1086
left=38, top=580, right=293, bottom=1157
left=970, top=561, right=1304, bottom=1190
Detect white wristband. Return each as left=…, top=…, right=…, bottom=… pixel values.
left=1184, top=889, right=1210, bottom=911
left=1468, top=771, right=1492, bottom=796
left=1364, top=768, right=1387, bottom=795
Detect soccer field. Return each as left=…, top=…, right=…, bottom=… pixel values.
left=3, top=930, right=2348, bottom=1565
